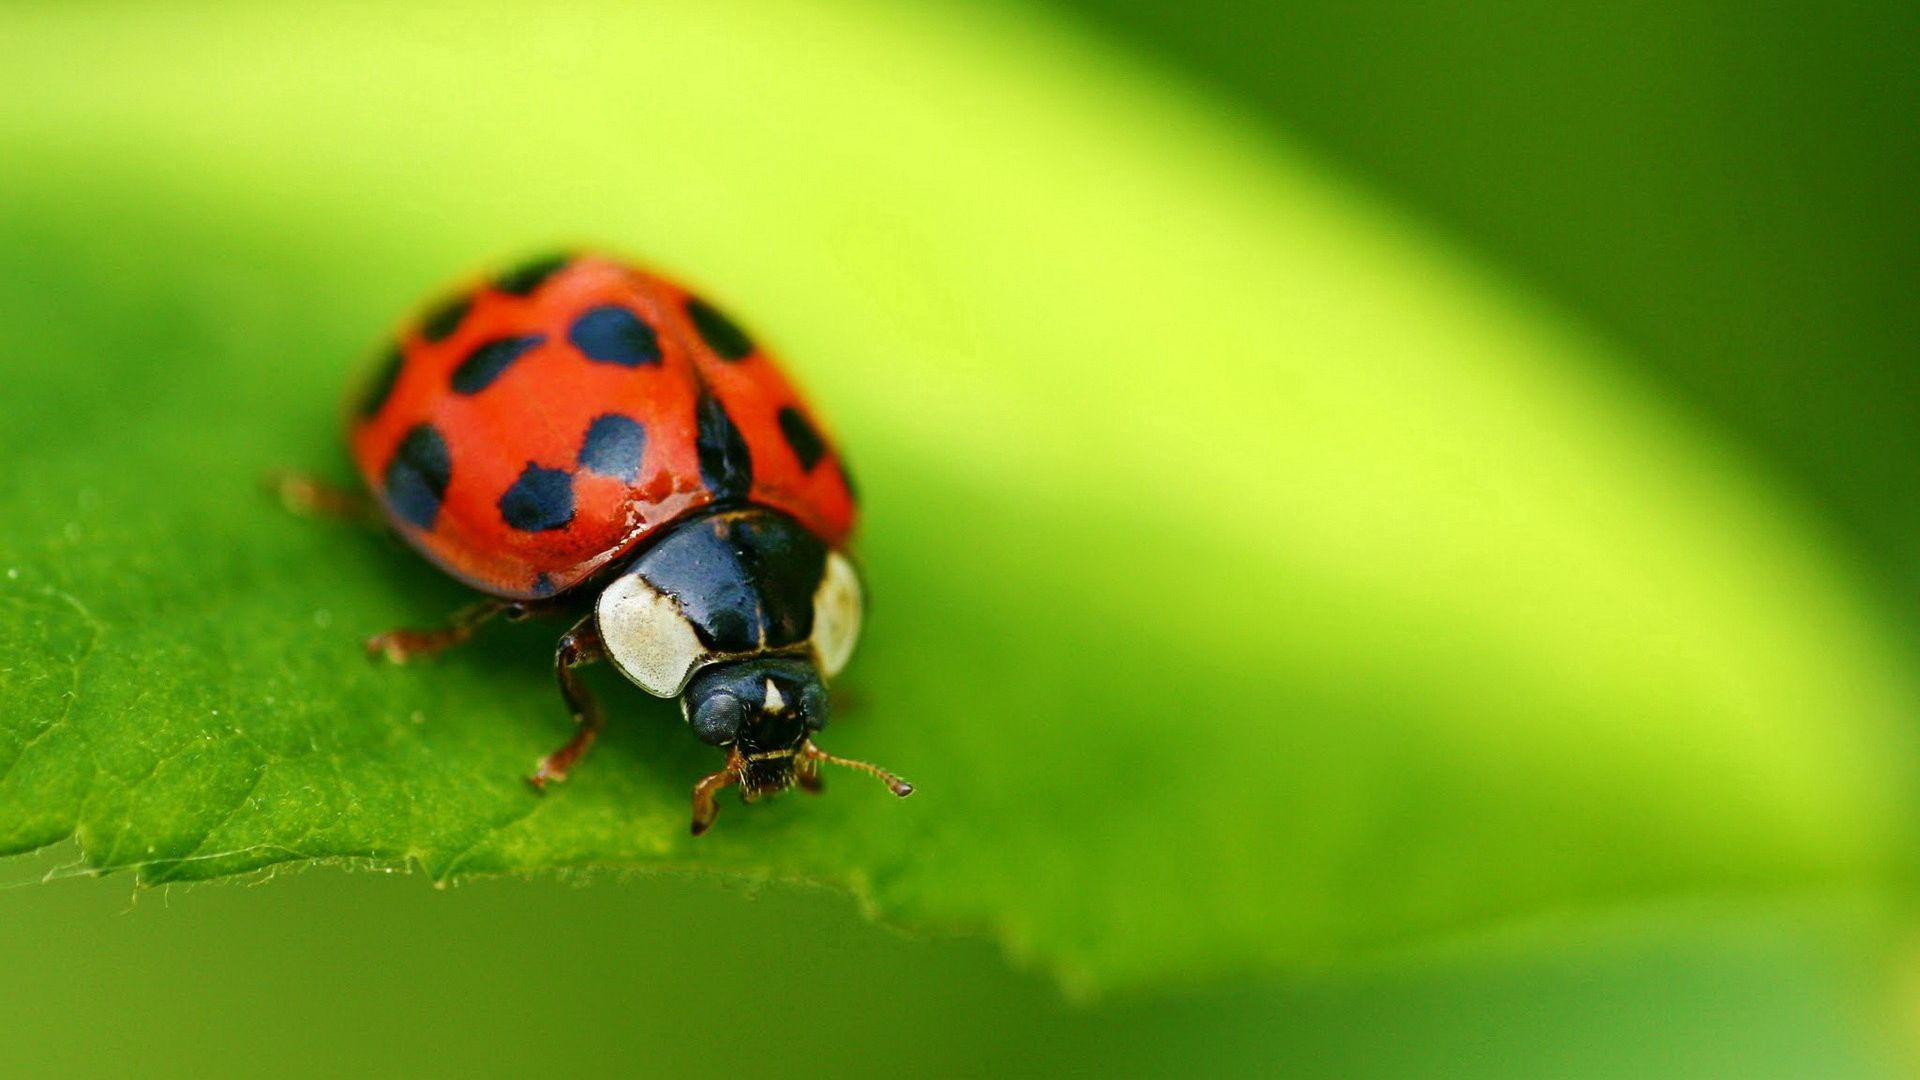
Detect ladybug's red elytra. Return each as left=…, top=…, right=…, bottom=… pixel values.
left=289, top=253, right=909, bottom=835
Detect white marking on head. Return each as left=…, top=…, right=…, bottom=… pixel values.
left=763, top=678, right=787, bottom=713
left=596, top=572, right=710, bottom=697
left=811, top=551, right=863, bottom=680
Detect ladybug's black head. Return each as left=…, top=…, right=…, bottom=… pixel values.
left=682, top=656, right=911, bottom=836
left=685, top=656, right=824, bottom=796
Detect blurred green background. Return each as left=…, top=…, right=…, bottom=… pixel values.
left=1053, top=0, right=1920, bottom=616
left=2, top=1, right=1917, bottom=1077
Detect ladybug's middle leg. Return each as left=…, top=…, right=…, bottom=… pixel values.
left=366, top=598, right=523, bottom=663
left=529, top=615, right=607, bottom=790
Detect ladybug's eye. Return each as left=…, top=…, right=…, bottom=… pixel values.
left=690, top=691, right=745, bottom=746
left=799, top=681, right=829, bottom=731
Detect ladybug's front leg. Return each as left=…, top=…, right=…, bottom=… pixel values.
left=794, top=752, right=825, bottom=794
left=529, top=616, right=607, bottom=790
left=366, top=598, right=522, bottom=663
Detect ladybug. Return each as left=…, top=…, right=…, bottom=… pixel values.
left=285, top=253, right=910, bottom=835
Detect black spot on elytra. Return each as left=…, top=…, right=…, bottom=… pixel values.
left=577, top=413, right=647, bottom=482
left=383, top=424, right=451, bottom=530
left=451, top=334, right=546, bottom=394
left=498, top=462, right=576, bottom=532
left=685, top=296, right=754, bottom=360
left=356, top=344, right=404, bottom=417
left=695, top=393, right=753, bottom=501
left=776, top=406, right=826, bottom=471
left=568, top=305, right=661, bottom=367
left=420, top=295, right=471, bottom=342
left=493, top=254, right=571, bottom=296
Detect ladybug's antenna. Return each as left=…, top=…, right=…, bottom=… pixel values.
left=803, top=741, right=914, bottom=797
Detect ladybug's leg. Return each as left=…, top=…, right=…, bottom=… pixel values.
left=366, top=599, right=523, bottom=663
left=794, top=752, right=825, bottom=795
left=529, top=616, right=607, bottom=790
left=266, top=470, right=382, bottom=526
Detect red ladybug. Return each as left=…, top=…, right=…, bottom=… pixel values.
left=287, top=253, right=909, bottom=835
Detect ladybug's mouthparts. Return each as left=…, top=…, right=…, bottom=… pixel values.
left=739, top=747, right=799, bottom=801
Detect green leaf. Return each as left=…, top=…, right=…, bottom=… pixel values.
left=1, top=0, right=1914, bottom=990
